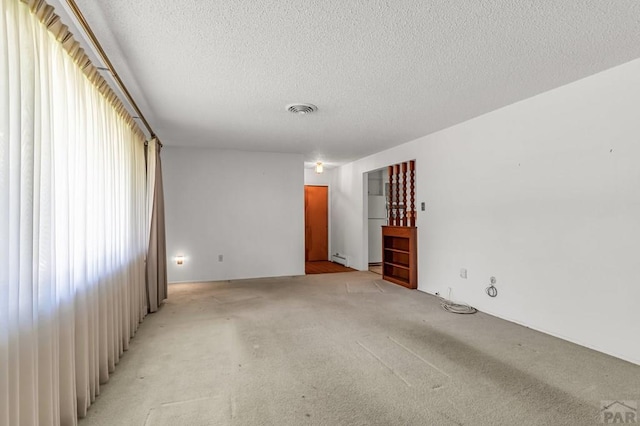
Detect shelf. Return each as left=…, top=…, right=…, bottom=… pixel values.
left=382, top=226, right=417, bottom=289
left=384, top=248, right=409, bottom=254
left=383, top=272, right=411, bottom=287
left=384, top=261, right=409, bottom=270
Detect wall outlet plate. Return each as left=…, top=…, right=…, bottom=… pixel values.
left=460, top=268, right=467, bottom=279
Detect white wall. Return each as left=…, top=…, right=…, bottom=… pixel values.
left=331, top=58, right=640, bottom=365
left=304, top=167, right=334, bottom=186
left=163, top=147, right=305, bottom=282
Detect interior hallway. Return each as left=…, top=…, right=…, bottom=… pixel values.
left=79, top=272, right=640, bottom=426
left=369, top=263, right=383, bottom=275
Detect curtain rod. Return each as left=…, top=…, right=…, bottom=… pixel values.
left=65, top=0, right=159, bottom=143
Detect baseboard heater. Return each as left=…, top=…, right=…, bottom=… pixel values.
left=331, top=253, right=349, bottom=267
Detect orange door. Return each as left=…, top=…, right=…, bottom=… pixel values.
left=305, top=186, right=328, bottom=261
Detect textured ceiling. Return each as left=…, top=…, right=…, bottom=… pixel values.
left=61, top=0, right=640, bottom=164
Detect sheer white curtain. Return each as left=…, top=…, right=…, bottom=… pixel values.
left=0, top=0, right=149, bottom=425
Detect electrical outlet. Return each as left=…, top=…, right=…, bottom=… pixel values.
left=218, top=254, right=223, bottom=262
left=460, top=268, right=467, bottom=279
left=490, top=276, right=496, bottom=284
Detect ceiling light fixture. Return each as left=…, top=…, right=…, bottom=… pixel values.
left=287, top=103, right=317, bottom=114
left=315, top=162, right=324, bottom=174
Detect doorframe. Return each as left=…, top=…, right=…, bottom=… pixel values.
left=362, top=174, right=369, bottom=268
left=363, top=167, right=389, bottom=268
left=304, top=184, right=331, bottom=261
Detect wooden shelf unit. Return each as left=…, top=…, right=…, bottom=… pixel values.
left=382, top=226, right=417, bottom=289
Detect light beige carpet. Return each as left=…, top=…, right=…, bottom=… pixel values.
left=79, top=272, right=640, bottom=425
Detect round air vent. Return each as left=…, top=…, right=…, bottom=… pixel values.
left=286, top=103, right=317, bottom=114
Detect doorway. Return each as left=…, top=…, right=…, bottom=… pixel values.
left=366, top=168, right=388, bottom=274
left=304, top=185, right=328, bottom=262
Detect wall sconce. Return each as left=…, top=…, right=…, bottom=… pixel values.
left=315, top=162, right=324, bottom=174
left=175, top=255, right=184, bottom=265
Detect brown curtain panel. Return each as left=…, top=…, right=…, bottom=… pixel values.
left=146, top=139, right=168, bottom=312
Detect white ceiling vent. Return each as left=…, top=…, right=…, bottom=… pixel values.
left=287, top=103, right=317, bottom=114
